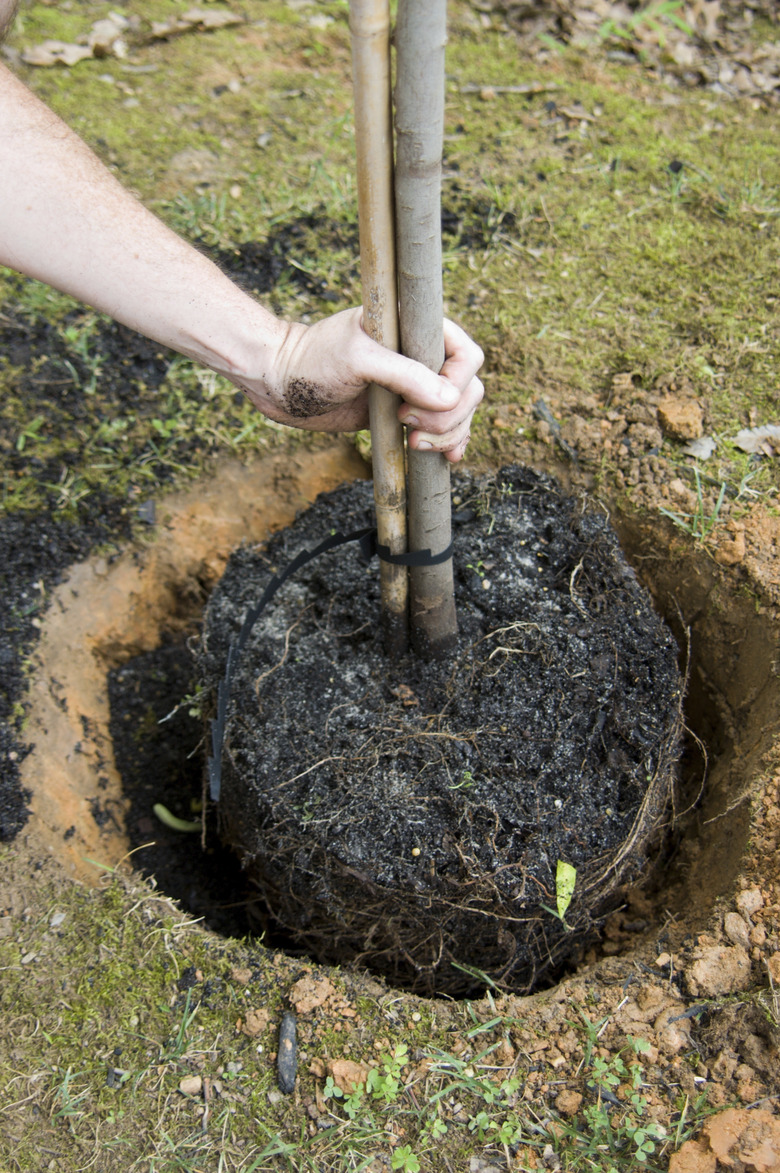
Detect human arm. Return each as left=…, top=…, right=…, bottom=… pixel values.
left=0, top=60, right=483, bottom=458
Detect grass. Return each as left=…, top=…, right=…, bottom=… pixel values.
left=660, top=466, right=728, bottom=541
left=0, top=857, right=726, bottom=1172
left=1, top=1, right=779, bottom=1168
left=2, top=0, right=779, bottom=528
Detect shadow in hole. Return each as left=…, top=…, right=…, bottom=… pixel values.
left=108, top=643, right=271, bottom=940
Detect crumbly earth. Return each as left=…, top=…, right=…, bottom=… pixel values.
left=198, top=467, right=682, bottom=996
left=1, top=1, right=780, bottom=1169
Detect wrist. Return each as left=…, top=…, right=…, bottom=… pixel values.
left=175, top=281, right=295, bottom=419
left=226, top=318, right=311, bottom=423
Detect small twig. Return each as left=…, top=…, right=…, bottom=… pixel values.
left=459, top=82, right=560, bottom=95
left=539, top=195, right=557, bottom=236
left=569, top=560, right=588, bottom=618
left=532, top=399, right=579, bottom=465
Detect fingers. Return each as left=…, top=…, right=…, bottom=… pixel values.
left=404, top=372, right=483, bottom=460
left=269, top=308, right=484, bottom=461
left=357, top=343, right=462, bottom=412
left=357, top=318, right=483, bottom=456
left=396, top=320, right=483, bottom=460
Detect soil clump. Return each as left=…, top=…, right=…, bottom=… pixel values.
left=199, top=466, right=683, bottom=995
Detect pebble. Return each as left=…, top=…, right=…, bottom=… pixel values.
left=179, top=1075, right=202, bottom=1097
left=736, top=886, right=764, bottom=920
left=653, top=1007, right=692, bottom=1055
left=555, top=1089, right=583, bottom=1116
left=685, top=944, right=752, bottom=997
left=723, top=911, right=750, bottom=949
left=657, top=396, right=704, bottom=440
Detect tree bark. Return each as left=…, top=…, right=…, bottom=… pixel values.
left=349, top=0, right=408, bottom=654
left=394, top=0, right=457, bottom=657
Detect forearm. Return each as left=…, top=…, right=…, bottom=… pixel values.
left=0, top=63, right=288, bottom=407
left=0, top=61, right=484, bottom=447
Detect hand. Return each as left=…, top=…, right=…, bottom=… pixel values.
left=237, top=307, right=483, bottom=463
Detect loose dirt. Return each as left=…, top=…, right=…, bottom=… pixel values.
left=198, top=466, right=682, bottom=996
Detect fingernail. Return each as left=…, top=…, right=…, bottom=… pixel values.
left=417, top=440, right=433, bottom=450
left=403, top=415, right=420, bottom=428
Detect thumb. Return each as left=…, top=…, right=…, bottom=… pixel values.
left=356, top=335, right=461, bottom=412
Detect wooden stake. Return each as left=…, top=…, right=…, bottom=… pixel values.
left=395, top=0, right=457, bottom=656
left=349, top=0, right=408, bottom=655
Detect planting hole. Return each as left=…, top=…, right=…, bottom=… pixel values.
left=19, top=448, right=779, bottom=997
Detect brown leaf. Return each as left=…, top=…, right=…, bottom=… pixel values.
left=21, top=40, right=93, bottom=67
left=150, top=9, right=242, bottom=39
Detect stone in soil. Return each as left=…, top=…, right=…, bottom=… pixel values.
left=199, top=466, right=683, bottom=995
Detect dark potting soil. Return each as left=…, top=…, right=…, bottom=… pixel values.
left=0, top=504, right=132, bottom=841
left=199, top=466, right=683, bottom=995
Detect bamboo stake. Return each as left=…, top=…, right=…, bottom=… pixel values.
left=349, top=0, right=408, bottom=654
left=395, top=0, right=457, bottom=657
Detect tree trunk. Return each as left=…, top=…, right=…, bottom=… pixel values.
left=349, top=0, right=408, bottom=654
left=395, top=0, right=457, bottom=657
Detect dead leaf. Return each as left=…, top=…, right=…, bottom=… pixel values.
left=151, top=9, right=242, bottom=39
left=681, top=436, right=717, bottom=459
left=87, top=14, right=129, bottom=58
left=732, top=424, right=780, bottom=456
left=559, top=104, right=598, bottom=122
left=184, top=8, right=241, bottom=28
left=21, top=40, right=93, bottom=67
